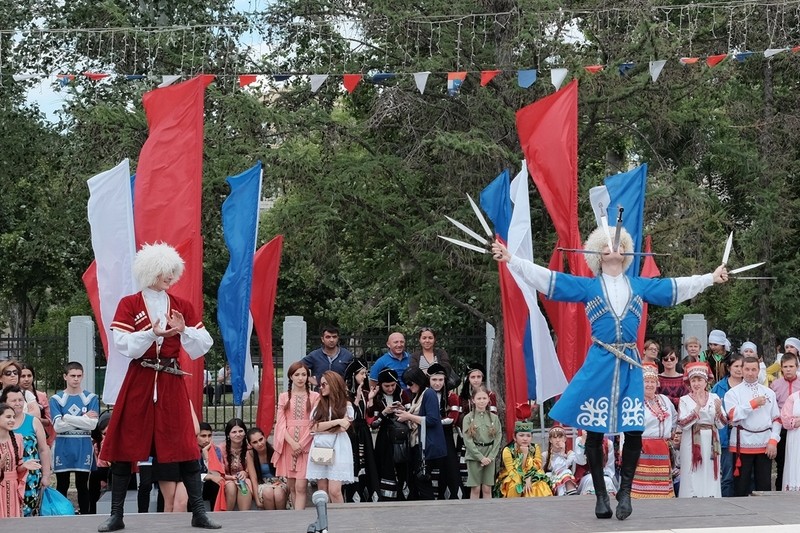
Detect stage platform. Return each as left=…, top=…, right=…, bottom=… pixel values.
left=6, top=492, right=800, bottom=533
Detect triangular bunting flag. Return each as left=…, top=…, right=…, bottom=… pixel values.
left=83, top=71, right=110, bottom=81
left=125, top=74, right=146, bottom=81
left=649, top=60, right=667, bottom=82
left=447, top=71, right=467, bottom=96
left=56, top=74, right=75, bottom=86
left=480, top=70, right=501, bottom=86
left=273, top=74, right=291, bottom=82
left=12, top=74, right=37, bottom=82
left=734, top=51, right=754, bottom=62
left=413, top=71, right=430, bottom=94
left=517, top=69, right=537, bottom=88
left=793, top=46, right=800, bottom=53
left=619, top=62, right=635, bottom=75
left=550, top=68, right=568, bottom=90
left=584, top=65, right=604, bottom=74
left=238, top=75, right=257, bottom=87
left=706, top=54, right=727, bottom=67
left=309, top=74, right=328, bottom=93
left=764, top=48, right=788, bottom=58
left=369, top=72, right=396, bottom=83
left=158, top=75, right=181, bottom=88
left=343, top=74, right=362, bottom=93
left=679, top=57, right=699, bottom=65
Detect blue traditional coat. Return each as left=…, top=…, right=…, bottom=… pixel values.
left=544, top=273, right=679, bottom=434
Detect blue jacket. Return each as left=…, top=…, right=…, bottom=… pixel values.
left=711, top=376, right=734, bottom=448
left=301, top=346, right=354, bottom=384
left=418, top=388, right=447, bottom=460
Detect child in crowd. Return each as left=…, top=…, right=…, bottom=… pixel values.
left=574, top=431, right=617, bottom=496
left=495, top=420, right=551, bottom=498
left=461, top=387, right=501, bottom=499
left=542, top=426, right=578, bottom=495
left=0, top=402, right=41, bottom=517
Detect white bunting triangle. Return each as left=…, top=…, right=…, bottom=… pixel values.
left=158, top=75, right=181, bottom=88
left=649, top=60, right=667, bottom=82
left=12, top=74, right=37, bottom=82
left=414, top=71, right=430, bottom=94
left=550, top=68, right=568, bottom=90
left=764, top=48, right=788, bottom=58
left=309, top=74, right=328, bottom=93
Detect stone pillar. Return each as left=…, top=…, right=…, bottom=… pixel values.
left=69, top=316, right=96, bottom=393
left=681, top=314, right=708, bottom=358
left=282, top=316, right=307, bottom=392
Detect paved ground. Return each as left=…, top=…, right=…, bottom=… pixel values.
left=8, top=492, right=800, bottom=533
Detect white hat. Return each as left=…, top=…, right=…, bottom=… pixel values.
left=739, top=341, right=758, bottom=355
left=583, top=226, right=634, bottom=275
left=132, top=242, right=185, bottom=289
left=786, top=337, right=800, bottom=353
left=708, top=330, right=728, bottom=348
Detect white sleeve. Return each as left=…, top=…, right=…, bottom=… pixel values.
left=506, top=255, right=552, bottom=294
left=113, top=328, right=157, bottom=359
left=61, top=414, right=99, bottom=431
left=673, top=274, right=714, bottom=304
left=180, top=327, right=214, bottom=360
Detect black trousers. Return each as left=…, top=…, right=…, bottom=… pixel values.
left=733, top=452, right=772, bottom=496
left=56, top=471, right=90, bottom=514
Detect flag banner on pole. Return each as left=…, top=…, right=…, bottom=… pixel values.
left=604, top=163, right=648, bottom=276
left=86, top=159, right=137, bottom=405
left=636, top=235, right=661, bottom=351
left=134, top=74, right=213, bottom=414
left=218, top=161, right=262, bottom=406
left=252, top=235, right=284, bottom=436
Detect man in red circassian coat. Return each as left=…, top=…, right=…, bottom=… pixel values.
left=98, top=242, right=220, bottom=531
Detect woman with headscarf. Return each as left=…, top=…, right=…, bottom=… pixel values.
left=343, top=359, right=378, bottom=502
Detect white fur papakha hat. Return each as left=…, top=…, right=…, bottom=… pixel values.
left=582, top=226, right=634, bottom=275
left=132, top=242, right=185, bottom=289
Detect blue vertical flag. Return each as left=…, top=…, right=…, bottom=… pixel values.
left=217, top=161, right=262, bottom=405
left=604, top=163, right=648, bottom=275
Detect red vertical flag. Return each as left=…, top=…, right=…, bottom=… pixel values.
left=133, top=75, right=214, bottom=415
left=515, top=79, right=592, bottom=379
left=636, top=235, right=661, bottom=352
left=82, top=263, right=109, bottom=357
left=251, top=235, right=284, bottom=434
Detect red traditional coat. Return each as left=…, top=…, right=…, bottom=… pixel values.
left=100, top=292, right=204, bottom=463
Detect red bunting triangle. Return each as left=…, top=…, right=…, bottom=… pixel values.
left=238, top=75, right=257, bottom=87
left=584, top=65, right=604, bottom=74
left=679, top=57, right=699, bottom=65
left=480, top=70, right=501, bottom=86
left=343, top=74, right=362, bottom=93
left=793, top=45, right=800, bottom=53
left=706, top=54, right=727, bottom=67
left=83, top=71, right=109, bottom=81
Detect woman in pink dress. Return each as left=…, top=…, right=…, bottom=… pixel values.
left=272, top=362, right=319, bottom=510
left=0, top=402, right=42, bottom=518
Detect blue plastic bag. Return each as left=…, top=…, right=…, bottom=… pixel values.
left=40, top=487, right=76, bottom=516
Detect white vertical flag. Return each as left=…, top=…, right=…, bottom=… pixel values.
left=649, top=60, right=667, bottom=82
left=550, top=68, right=569, bottom=90
left=506, top=162, right=568, bottom=402
left=86, top=159, right=137, bottom=405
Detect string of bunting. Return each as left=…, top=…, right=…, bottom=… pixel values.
left=10, top=43, right=800, bottom=95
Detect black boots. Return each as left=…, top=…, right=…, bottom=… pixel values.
left=584, top=435, right=612, bottom=519
left=98, top=462, right=131, bottom=532
left=180, top=460, right=221, bottom=529
left=615, top=436, right=642, bottom=521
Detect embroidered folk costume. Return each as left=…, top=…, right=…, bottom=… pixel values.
left=495, top=421, right=551, bottom=498
left=495, top=225, right=727, bottom=520
left=631, top=364, right=677, bottom=499
left=678, top=362, right=726, bottom=498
